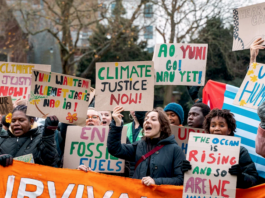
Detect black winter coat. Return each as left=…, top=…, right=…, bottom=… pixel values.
left=107, top=121, right=185, bottom=185
left=0, top=126, right=59, bottom=167
left=237, top=146, right=258, bottom=188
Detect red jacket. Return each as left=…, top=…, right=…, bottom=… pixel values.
left=256, top=125, right=265, bottom=158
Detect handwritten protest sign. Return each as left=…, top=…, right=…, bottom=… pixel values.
left=183, top=133, right=240, bottom=198
left=95, top=61, right=154, bottom=111
left=232, top=2, right=265, bottom=51
left=0, top=96, right=13, bottom=114
left=234, top=62, right=265, bottom=109
left=171, top=126, right=205, bottom=155
left=14, top=154, right=34, bottom=164
left=0, top=62, right=51, bottom=100
left=63, top=126, right=127, bottom=173
left=26, top=69, right=90, bottom=125
left=152, top=44, right=208, bottom=86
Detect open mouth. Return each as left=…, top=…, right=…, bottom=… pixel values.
left=102, top=121, right=107, bottom=125
left=87, top=123, right=94, bottom=126
left=145, top=126, right=152, bottom=131
left=13, top=128, right=23, bottom=134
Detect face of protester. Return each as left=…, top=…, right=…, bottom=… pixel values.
left=209, top=116, right=231, bottom=136
left=11, top=111, right=34, bottom=137
left=166, top=111, right=180, bottom=126
left=144, top=111, right=161, bottom=138
left=99, top=111, right=112, bottom=126
left=188, top=107, right=204, bottom=128
left=86, top=110, right=101, bottom=126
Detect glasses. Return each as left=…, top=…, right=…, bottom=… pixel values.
left=86, top=115, right=99, bottom=120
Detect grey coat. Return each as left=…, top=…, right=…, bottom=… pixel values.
left=0, top=126, right=59, bottom=167
left=107, top=121, right=185, bottom=185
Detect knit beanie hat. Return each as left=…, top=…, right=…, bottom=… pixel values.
left=164, top=103, right=184, bottom=124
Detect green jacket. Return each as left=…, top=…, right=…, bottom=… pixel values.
left=124, top=122, right=143, bottom=143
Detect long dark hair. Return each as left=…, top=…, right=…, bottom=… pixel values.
left=142, top=108, right=172, bottom=140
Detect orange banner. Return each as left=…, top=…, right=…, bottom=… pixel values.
left=0, top=161, right=265, bottom=198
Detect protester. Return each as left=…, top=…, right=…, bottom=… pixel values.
left=1, top=115, right=10, bottom=134
left=106, top=106, right=185, bottom=186
left=99, top=111, right=112, bottom=126
left=123, top=111, right=146, bottom=177
left=182, top=108, right=258, bottom=188
left=256, top=101, right=265, bottom=157
left=187, top=103, right=210, bottom=128
left=249, top=37, right=265, bottom=66
left=0, top=105, right=59, bottom=167
left=164, top=102, right=184, bottom=126
left=86, top=108, right=101, bottom=126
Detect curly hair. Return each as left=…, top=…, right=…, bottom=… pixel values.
left=203, top=108, right=236, bottom=136
left=142, top=108, right=172, bottom=140
left=12, top=105, right=35, bottom=121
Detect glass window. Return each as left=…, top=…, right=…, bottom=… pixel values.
left=111, top=2, right=116, bottom=16
left=144, top=4, right=153, bottom=18
left=144, top=26, right=153, bottom=39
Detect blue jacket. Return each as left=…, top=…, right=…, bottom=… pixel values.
left=107, top=121, right=185, bottom=185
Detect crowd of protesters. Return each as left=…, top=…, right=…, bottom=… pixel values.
left=0, top=39, right=265, bottom=189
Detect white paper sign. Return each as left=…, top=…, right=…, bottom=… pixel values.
left=234, top=62, right=265, bottom=109
left=0, top=62, right=51, bottom=100
left=95, top=61, right=154, bottom=111
left=232, top=2, right=265, bottom=51
left=171, top=125, right=205, bottom=155
left=183, top=133, right=240, bottom=198
left=63, top=126, right=127, bottom=173
left=27, top=69, right=90, bottom=125
left=152, top=43, right=208, bottom=86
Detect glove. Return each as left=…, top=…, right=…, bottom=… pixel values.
left=0, top=154, right=13, bottom=167
left=229, top=164, right=243, bottom=176
left=44, top=116, right=59, bottom=135
left=187, top=86, right=201, bottom=101
left=181, top=159, right=192, bottom=173
left=258, top=101, right=265, bottom=129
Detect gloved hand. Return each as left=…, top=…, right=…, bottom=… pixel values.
left=229, top=164, right=243, bottom=176
left=258, top=101, right=265, bottom=129
left=44, top=116, right=59, bottom=135
left=181, top=159, right=192, bottom=173
left=187, top=86, right=201, bottom=101
left=0, top=154, right=13, bottom=167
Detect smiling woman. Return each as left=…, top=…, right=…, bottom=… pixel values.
left=106, top=106, right=185, bottom=186
left=0, top=105, right=59, bottom=168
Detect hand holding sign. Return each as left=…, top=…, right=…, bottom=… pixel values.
left=250, top=38, right=265, bottom=64
left=112, top=106, right=124, bottom=127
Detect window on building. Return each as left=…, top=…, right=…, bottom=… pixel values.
left=144, top=26, right=153, bottom=39
left=111, top=2, right=116, bottom=16
left=144, top=4, right=153, bottom=18
left=98, top=3, right=107, bottom=18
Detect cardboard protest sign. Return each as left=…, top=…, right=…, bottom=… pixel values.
left=0, top=96, right=13, bottom=114
left=95, top=61, right=154, bottom=111
left=152, top=44, right=208, bottom=86
left=183, top=133, right=240, bottom=198
left=14, top=154, right=34, bottom=163
left=63, top=126, right=127, bottom=173
left=26, top=69, right=90, bottom=125
left=0, top=62, right=51, bottom=100
left=234, top=62, right=265, bottom=109
left=232, top=2, right=265, bottom=51
left=171, top=125, right=205, bottom=155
